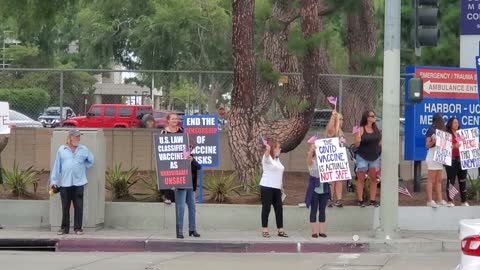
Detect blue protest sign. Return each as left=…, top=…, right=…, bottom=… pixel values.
left=404, top=66, right=479, bottom=161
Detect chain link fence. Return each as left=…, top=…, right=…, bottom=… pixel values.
left=0, top=68, right=405, bottom=130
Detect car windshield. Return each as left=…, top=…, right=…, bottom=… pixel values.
left=45, top=108, right=60, bottom=116
left=9, top=110, right=33, bottom=121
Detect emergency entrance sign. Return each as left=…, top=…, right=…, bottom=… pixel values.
left=405, top=66, right=479, bottom=161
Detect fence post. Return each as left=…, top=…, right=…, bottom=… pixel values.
left=338, top=76, right=343, bottom=114
left=59, top=71, right=64, bottom=122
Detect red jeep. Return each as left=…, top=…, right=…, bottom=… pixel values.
left=62, top=104, right=153, bottom=128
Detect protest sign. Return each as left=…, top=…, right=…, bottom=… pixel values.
left=433, top=129, right=452, bottom=166
left=0, top=102, right=10, bottom=135
left=315, top=137, right=351, bottom=183
left=153, top=133, right=192, bottom=189
left=183, top=115, right=219, bottom=167
left=457, top=127, right=480, bottom=170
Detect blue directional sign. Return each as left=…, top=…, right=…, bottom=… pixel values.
left=405, top=66, right=479, bottom=161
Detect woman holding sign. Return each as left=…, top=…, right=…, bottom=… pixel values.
left=445, top=117, right=469, bottom=207
left=425, top=113, right=447, bottom=208
left=305, top=143, right=331, bottom=238
left=326, top=110, right=345, bottom=208
left=160, top=113, right=184, bottom=204
left=354, top=110, right=381, bottom=207
left=260, top=139, right=288, bottom=238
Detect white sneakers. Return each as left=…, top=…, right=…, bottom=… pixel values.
left=427, top=201, right=439, bottom=208
left=462, top=202, right=470, bottom=207
left=428, top=200, right=456, bottom=207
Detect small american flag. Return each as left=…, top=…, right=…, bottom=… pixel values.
left=183, top=149, right=190, bottom=159
left=448, top=183, right=459, bottom=200
left=307, top=133, right=318, bottom=144
left=327, top=96, right=337, bottom=106
left=352, top=125, right=360, bottom=134
left=261, top=136, right=268, bottom=146
left=398, top=184, right=412, bottom=197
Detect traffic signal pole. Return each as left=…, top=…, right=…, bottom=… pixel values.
left=378, top=0, right=401, bottom=239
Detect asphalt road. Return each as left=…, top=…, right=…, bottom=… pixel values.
left=0, top=251, right=460, bottom=270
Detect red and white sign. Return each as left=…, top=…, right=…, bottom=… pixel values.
left=416, top=68, right=479, bottom=99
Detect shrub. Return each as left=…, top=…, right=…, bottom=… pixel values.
left=203, top=171, right=242, bottom=203
left=106, top=163, right=139, bottom=200
left=0, top=88, right=49, bottom=118
left=134, top=171, right=164, bottom=202
left=2, top=161, right=39, bottom=198
left=467, top=173, right=480, bottom=202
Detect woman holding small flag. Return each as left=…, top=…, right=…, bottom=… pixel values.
left=424, top=113, right=447, bottom=208
left=444, top=117, right=469, bottom=207
left=353, top=110, right=381, bottom=207
left=259, top=138, right=288, bottom=238
left=326, top=109, right=346, bottom=207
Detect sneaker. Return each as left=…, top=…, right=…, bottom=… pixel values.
left=74, top=230, right=84, bottom=235
left=327, top=200, right=333, bottom=208
left=57, top=229, right=68, bottom=235
left=427, top=200, right=439, bottom=208
left=438, top=200, right=448, bottom=206
left=462, top=202, right=470, bottom=207
left=358, top=200, right=366, bottom=208
left=369, top=200, right=380, bottom=207
left=446, top=202, right=455, bottom=207
left=334, top=200, right=343, bottom=208
left=298, top=203, right=307, bottom=208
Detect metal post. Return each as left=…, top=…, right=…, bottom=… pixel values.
left=198, top=73, right=202, bottom=113
left=151, top=74, right=155, bottom=109
left=378, top=0, right=401, bottom=238
left=338, top=77, right=343, bottom=114
left=59, top=72, right=64, bottom=122
left=413, top=161, right=421, bottom=192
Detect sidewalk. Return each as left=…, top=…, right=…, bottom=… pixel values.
left=0, top=228, right=460, bottom=253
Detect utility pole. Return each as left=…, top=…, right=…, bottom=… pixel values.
left=378, top=0, right=401, bottom=238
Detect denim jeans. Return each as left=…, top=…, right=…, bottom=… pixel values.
left=175, top=189, right=196, bottom=233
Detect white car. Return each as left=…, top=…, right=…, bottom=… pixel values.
left=9, top=110, right=43, bottom=128
left=456, top=219, right=480, bottom=270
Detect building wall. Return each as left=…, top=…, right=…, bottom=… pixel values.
left=2, top=129, right=417, bottom=179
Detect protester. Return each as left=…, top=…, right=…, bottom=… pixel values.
left=425, top=113, right=448, bottom=208
left=160, top=113, right=183, bottom=204
left=50, top=129, right=94, bottom=235
left=353, top=110, right=382, bottom=207
left=141, top=113, right=156, bottom=128
left=260, top=139, right=288, bottom=238
left=175, top=143, right=201, bottom=239
left=445, top=117, right=469, bottom=207
left=326, top=110, right=345, bottom=208
left=305, top=143, right=330, bottom=238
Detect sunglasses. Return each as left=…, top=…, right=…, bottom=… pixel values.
left=368, top=115, right=376, bottom=118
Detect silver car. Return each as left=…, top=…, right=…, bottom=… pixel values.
left=9, top=110, right=43, bottom=128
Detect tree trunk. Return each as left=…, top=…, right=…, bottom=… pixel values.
left=343, top=0, right=378, bottom=129
left=228, top=0, right=258, bottom=185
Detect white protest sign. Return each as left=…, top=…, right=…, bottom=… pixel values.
left=0, top=102, right=10, bottom=135
left=457, top=128, right=480, bottom=170
left=314, top=137, right=351, bottom=183
left=433, top=129, right=452, bottom=166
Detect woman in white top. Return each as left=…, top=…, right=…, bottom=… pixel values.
left=425, top=113, right=447, bottom=208
left=260, top=139, right=287, bottom=238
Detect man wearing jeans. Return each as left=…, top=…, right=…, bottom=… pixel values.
left=50, top=129, right=94, bottom=235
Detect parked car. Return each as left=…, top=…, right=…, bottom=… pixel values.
left=456, top=219, right=480, bottom=270
left=311, top=109, right=332, bottom=128
left=9, top=110, right=43, bottom=128
left=38, top=106, right=76, bottom=128
left=153, top=110, right=184, bottom=128
left=62, top=104, right=153, bottom=128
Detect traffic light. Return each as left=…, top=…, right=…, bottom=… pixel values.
left=412, top=0, right=440, bottom=56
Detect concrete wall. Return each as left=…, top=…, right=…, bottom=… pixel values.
left=1, top=200, right=479, bottom=231
left=0, top=200, right=49, bottom=228
left=2, top=128, right=419, bottom=179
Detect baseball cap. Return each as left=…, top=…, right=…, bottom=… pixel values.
left=68, top=129, right=82, bottom=137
